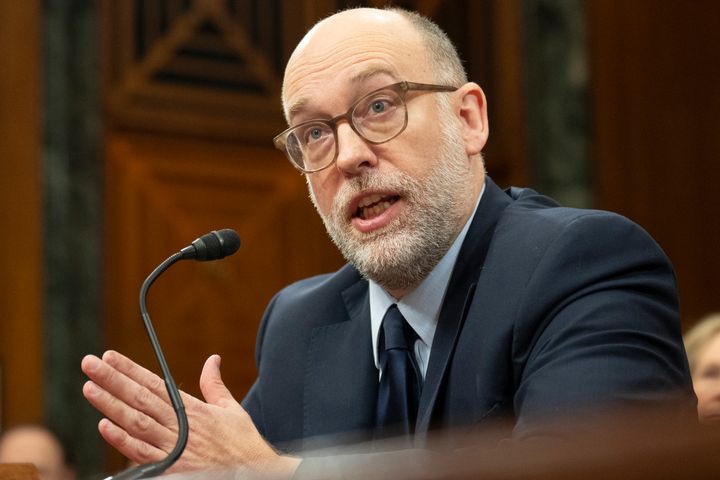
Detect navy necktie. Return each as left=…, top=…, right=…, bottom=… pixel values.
left=375, top=304, right=422, bottom=439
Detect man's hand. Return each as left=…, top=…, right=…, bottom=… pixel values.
left=81, top=351, right=300, bottom=477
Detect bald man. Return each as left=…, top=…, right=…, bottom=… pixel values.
left=0, top=425, right=75, bottom=480
left=81, top=6, right=694, bottom=478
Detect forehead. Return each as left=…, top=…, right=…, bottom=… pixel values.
left=282, top=10, right=430, bottom=120
left=699, top=334, right=720, bottom=364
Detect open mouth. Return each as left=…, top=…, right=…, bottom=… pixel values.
left=353, top=193, right=401, bottom=220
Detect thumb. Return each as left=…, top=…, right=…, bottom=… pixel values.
left=199, top=354, right=237, bottom=408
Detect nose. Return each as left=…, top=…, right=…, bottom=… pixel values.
left=333, top=122, right=378, bottom=176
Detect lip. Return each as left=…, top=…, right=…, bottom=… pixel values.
left=347, top=190, right=404, bottom=234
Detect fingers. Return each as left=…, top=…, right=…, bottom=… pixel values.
left=83, top=380, right=175, bottom=449
left=82, top=353, right=177, bottom=429
left=82, top=352, right=185, bottom=457
left=102, top=350, right=170, bottom=400
left=102, top=350, right=204, bottom=409
left=97, top=418, right=168, bottom=465
left=199, top=355, right=238, bottom=409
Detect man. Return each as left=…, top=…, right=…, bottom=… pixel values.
left=81, top=7, right=695, bottom=478
left=0, top=425, right=76, bottom=480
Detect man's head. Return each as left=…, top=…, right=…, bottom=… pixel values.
left=279, top=8, right=489, bottom=298
left=0, top=425, right=75, bottom=480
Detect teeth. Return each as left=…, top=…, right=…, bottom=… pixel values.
left=358, top=194, right=383, bottom=208
left=359, top=200, right=393, bottom=220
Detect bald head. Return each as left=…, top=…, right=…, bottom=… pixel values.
left=0, top=426, right=75, bottom=480
left=282, top=7, right=466, bottom=120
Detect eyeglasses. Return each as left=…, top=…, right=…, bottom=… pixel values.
left=273, top=81, right=459, bottom=173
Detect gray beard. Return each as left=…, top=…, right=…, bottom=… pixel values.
left=309, top=121, right=475, bottom=293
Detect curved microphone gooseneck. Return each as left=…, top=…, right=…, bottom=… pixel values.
left=109, top=229, right=241, bottom=480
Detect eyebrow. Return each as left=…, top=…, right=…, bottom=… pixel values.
left=350, top=67, right=398, bottom=85
left=286, top=67, right=399, bottom=124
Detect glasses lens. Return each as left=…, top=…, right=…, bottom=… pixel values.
left=286, top=122, right=335, bottom=171
left=352, top=89, right=406, bottom=143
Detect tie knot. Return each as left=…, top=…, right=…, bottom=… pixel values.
left=382, top=305, right=416, bottom=351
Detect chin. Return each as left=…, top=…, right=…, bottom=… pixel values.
left=698, top=406, right=720, bottom=424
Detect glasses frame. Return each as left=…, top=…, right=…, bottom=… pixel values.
left=273, top=81, right=459, bottom=173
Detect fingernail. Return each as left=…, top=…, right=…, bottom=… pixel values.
left=84, top=382, right=98, bottom=397
left=82, top=355, right=98, bottom=373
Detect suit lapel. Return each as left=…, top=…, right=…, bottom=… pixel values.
left=302, top=278, right=378, bottom=444
left=416, top=178, right=512, bottom=435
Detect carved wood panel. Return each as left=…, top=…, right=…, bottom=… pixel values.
left=102, top=0, right=294, bottom=141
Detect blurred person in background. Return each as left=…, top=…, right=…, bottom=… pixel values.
left=684, top=313, right=720, bottom=424
left=0, top=424, right=76, bottom=480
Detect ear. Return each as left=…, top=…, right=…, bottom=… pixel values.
left=456, top=82, right=489, bottom=156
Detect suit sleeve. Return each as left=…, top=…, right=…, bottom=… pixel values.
left=241, top=291, right=281, bottom=437
left=510, top=211, right=695, bottom=436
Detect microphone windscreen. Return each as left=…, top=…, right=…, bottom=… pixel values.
left=215, top=228, right=241, bottom=257
left=190, top=229, right=241, bottom=261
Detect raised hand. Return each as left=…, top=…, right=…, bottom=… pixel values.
left=81, top=351, right=300, bottom=477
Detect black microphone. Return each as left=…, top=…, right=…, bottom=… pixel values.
left=109, top=229, right=241, bottom=480
left=179, top=229, right=241, bottom=261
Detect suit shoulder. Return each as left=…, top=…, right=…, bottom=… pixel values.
left=484, top=189, right=674, bottom=291
left=271, top=263, right=361, bottom=310
left=503, top=190, right=657, bottom=248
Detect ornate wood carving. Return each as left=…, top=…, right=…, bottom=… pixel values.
left=102, top=0, right=294, bottom=141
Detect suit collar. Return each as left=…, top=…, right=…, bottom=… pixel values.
left=416, top=177, right=512, bottom=435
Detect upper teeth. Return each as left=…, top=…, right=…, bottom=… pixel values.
left=358, top=194, right=384, bottom=208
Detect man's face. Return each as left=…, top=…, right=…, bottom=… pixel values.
left=282, top=10, right=484, bottom=296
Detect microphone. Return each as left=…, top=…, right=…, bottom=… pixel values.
left=109, top=229, right=241, bottom=480
left=180, top=229, right=241, bottom=261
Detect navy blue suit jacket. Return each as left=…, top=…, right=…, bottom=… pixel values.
left=241, top=178, right=694, bottom=453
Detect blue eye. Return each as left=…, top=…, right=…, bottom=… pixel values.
left=300, top=124, right=332, bottom=147
left=371, top=101, right=387, bottom=113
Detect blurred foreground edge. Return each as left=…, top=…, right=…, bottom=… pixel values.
left=159, top=404, right=720, bottom=479
left=293, top=404, right=719, bottom=480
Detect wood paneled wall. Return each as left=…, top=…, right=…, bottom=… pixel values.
left=588, top=0, right=720, bottom=326
left=0, top=0, right=43, bottom=428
